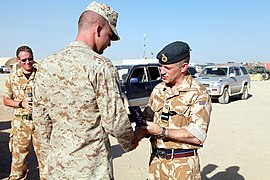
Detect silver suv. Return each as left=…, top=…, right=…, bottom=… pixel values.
left=196, top=65, right=250, bottom=104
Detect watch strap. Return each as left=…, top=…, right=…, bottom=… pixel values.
left=18, top=101, right=24, bottom=108
left=158, top=127, right=166, bottom=139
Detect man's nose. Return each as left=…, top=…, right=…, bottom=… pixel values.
left=160, top=67, right=166, bottom=75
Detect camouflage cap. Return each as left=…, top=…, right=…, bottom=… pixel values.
left=157, top=41, right=191, bottom=64
left=85, top=1, right=120, bottom=41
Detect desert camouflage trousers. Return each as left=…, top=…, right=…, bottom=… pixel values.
left=148, top=153, right=201, bottom=180
left=9, top=116, right=46, bottom=180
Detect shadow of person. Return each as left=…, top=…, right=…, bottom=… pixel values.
left=0, top=121, right=11, bottom=131
left=211, top=166, right=245, bottom=180
left=111, top=144, right=126, bottom=159
left=201, top=164, right=218, bottom=180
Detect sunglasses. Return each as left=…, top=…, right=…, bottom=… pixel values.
left=20, top=57, right=34, bottom=62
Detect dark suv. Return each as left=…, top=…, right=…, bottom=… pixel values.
left=188, top=66, right=198, bottom=78
left=116, top=63, right=161, bottom=108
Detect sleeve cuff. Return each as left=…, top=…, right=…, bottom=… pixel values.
left=186, top=123, right=207, bottom=143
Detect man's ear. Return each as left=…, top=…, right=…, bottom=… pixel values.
left=182, top=63, right=189, bottom=73
left=95, top=25, right=102, bottom=37
left=16, top=58, right=20, bottom=63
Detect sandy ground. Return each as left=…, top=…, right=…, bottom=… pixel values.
left=1, top=73, right=270, bottom=180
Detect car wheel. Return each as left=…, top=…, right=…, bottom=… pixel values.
left=240, top=85, right=248, bottom=100
left=263, top=73, right=269, bottom=80
left=218, top=88, right=229, bottom=104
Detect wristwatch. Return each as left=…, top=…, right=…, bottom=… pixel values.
left=18, top=101, right=24, bottom=108
left=158, top=127, right=166, bottom=139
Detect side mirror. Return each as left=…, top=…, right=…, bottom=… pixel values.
left=130, top=77, right=139, bottom=84
left=229, top=73, right=236, bottom=77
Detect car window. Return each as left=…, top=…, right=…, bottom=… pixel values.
left=148, top=66, right=161, bottom=80
left=130, top=67, right=147, bottom=82
left=229, top=67, right=234, bottom=74
left=201, top=67, right=227, bottom=76
left=188, top=67, right=197, bottom=76
left=235, top=68, right=241, bottom=76
left=240, top=67, right=248, bottom=75
left=117, top=68, right=129, bottom=82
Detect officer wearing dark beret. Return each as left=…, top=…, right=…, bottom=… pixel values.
left=137, top=41, right=212, bottom=179
left=156, top=41, right=191, bottom=64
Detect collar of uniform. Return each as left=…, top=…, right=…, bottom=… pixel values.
left=16, top=67, right=25, bottom=77
left=28, top=68, right=37, bottom=81
left=69, top=41, right=91, bottom=49
left=177, top=74, right=193, bottom=92
left=16, top=67, right=36, bottom=80
left=162, top=74, right=193, bottom=94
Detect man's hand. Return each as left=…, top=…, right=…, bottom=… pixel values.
left=22, top=99, right=33, bottom=113
left=134, top=126, right=148, bottom=141
left=140, top=121, right=163, bottom=136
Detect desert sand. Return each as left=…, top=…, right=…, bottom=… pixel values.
left=1, top=74, right=270, bottom=180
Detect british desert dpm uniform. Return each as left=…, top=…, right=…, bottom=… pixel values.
left=145, top=75, right=211, bottom=180
left=144, top=41, right=212, bottom=180
left=3, top=67, right=46, bottom=180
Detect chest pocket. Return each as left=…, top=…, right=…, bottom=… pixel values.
left=11, top=84, right=26, bottom=98
left=169, top=100, right=193, bottom=127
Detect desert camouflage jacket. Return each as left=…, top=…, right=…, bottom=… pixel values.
left=144, top=74, right=212, bottom=149
left=33, top=41, right=135, bottom=179
left=3, top=67, right=36, bottom=115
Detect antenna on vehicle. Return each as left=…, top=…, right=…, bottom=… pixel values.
left=143, top=33, right=147, bottom=59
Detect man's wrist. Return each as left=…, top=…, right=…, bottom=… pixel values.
left=18, top=101, right=24, bottom=108
left=158, top=127, right=166, bottom=139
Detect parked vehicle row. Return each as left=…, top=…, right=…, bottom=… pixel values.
left=0, top=66, right=11, bottom=73
left=116, top=63, right=251, bottom=107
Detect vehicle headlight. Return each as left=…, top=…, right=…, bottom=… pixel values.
left=209, top=81, right=221, bottom=87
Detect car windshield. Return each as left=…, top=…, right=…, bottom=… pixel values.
left=200, top=67, right=228, bottom=77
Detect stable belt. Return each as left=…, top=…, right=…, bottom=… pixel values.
left=152, top=148, right=197, bottom=159
left=15, top=114, right=33, bottom=120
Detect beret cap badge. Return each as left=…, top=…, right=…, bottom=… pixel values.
left=161, top=54, right=168, bottom=62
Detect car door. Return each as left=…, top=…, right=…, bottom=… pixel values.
left=234, top=67, right=243, bottom=92
left=125, top=66, right=152, bottom=106
left=228, top=67, right=238, bottom=93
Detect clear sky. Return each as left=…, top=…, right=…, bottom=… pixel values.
left=1, top=0, right=269, bottom=64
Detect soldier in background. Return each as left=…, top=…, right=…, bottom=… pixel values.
left=138, top=41, right=212, bottom=179
left=3, top=45, right=45, bottom=180
left=32, top=1, right=138, bottom=179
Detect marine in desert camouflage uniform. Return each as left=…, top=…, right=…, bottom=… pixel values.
left=3, top=45, right=46, bottom=180
left=139, top=41, right=212, bottom=180
left=32, top=1, right=137, bottom=179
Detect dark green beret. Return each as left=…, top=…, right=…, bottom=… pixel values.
left=156, top=41, right=191, bottom=64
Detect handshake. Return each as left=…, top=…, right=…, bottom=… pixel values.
left=129, top=106, right=160, bottom=142
left=128, top=106, right=147, bottom=127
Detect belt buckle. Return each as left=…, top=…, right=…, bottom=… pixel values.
left=157, top=149, right=166, bottom=159
left=22, top=114, right=32, bottom=120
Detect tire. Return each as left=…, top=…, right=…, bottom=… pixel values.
left=240, top=85, right=248, bottom=100
left=218, top=88, right=230, bottom=104
left=265, top=73, right=269, bottom=80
